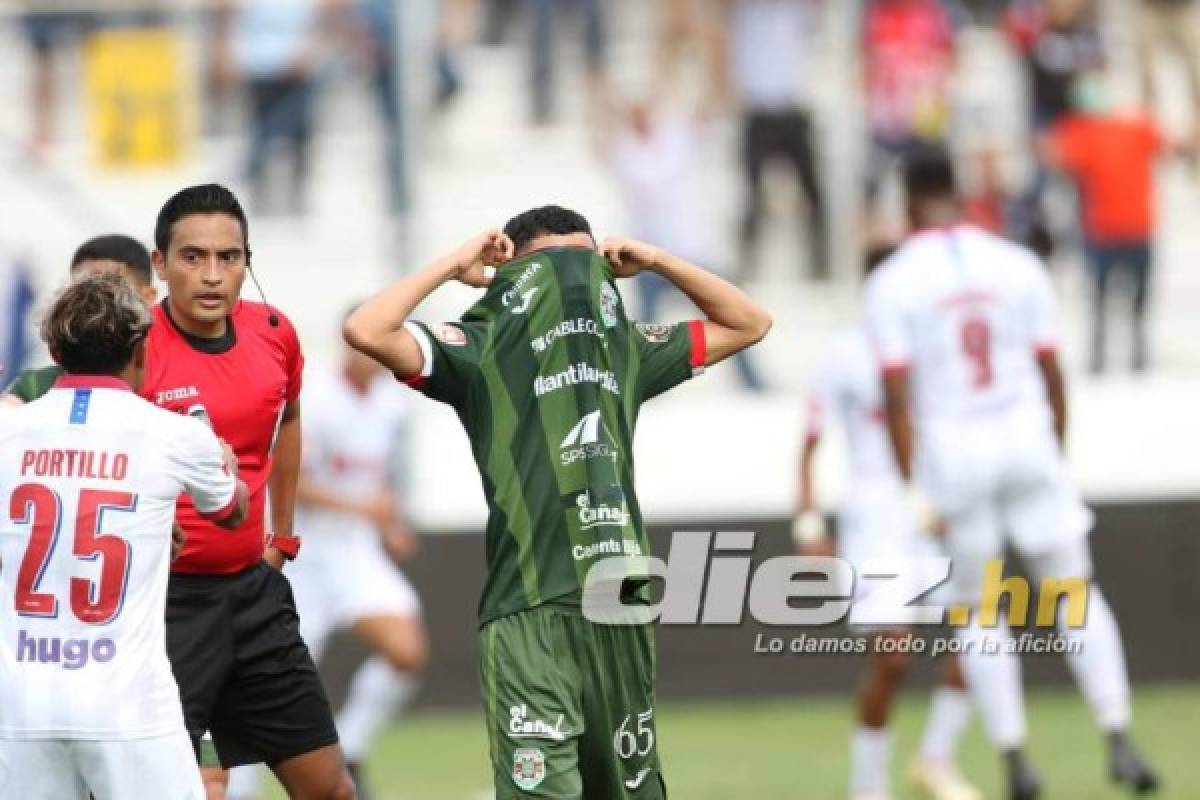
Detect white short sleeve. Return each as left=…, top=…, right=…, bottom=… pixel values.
left=1026, top=259, right=1059, bottom=353
left=863, top=266, right=912, bottom=370
left=171, top=417, right=238, bottom=520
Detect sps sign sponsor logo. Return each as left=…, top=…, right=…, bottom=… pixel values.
left=560, top=411, right=618, bottom=465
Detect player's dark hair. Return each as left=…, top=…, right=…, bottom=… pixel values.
left=154, top=183, right=249, bottom=253
left=904, top=151, right=958, bottom=204
left=503, top=205, right=594, bottom=255
left=70, top=234, right=153, bottom=284
left=42, top=273, right=153, bottom=376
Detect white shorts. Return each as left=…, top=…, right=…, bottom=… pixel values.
left=0, top=729, right=203, bottom=800
left=286, top=527, right=421, bottom=660
left=919, top=412, right=1093, bottom=603
left=839, top=484, right=952, bottom=629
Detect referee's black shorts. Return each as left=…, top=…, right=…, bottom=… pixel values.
left=165, top=562, right=339, bottom=769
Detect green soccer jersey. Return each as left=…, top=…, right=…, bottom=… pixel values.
left=3, top=365, right=64, bottom=403
left=404, top=248, right=705, bottom=625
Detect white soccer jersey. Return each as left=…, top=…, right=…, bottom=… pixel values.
left=807, top=326, right=902, bottom=495
left=297, top=371, right=408, bottom=542
left=863, top=225, right=1058, bottom=426
left=0, top=376, right=237, bottom=740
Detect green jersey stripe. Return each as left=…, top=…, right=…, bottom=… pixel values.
left=479, top=345, right=544, bottom=609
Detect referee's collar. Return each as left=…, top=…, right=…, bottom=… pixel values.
left=162, top=300, right=237, bottom=355
left=54, top=375, right=132, bottom=392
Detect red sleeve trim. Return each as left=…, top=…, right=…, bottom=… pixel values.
left=396, top=372, right=427, bottom=390
left=687, top=320, right=706, bottom=371
left=1035, top=342, right=1058, bottom=356
left=881, top=361, right=910, bottom=379
left=199, top=488, right=240, bottom=523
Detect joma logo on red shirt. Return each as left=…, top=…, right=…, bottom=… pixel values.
left=156, top=386, right=200, bottom=404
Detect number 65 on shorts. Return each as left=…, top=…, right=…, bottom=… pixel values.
left=480, top=605, right=667, bottom=799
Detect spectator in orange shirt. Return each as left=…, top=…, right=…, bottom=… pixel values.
left=1042, top=70, right=1191, bottom=374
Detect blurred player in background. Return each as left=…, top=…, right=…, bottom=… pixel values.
left=3, top=234, right=158, bottom=405
left=0, top=256, right=36, bottom=398
left=344, top=207, right=771, bottom=798
left=0, top=273, right=248, bottom=800
left=796, top=242, right=979, bottom=800
left=864, top=154, right=1159, bottom=800
left=146, top=184, right=354, bottom=800
left=228, top=313, right=428, bottom=800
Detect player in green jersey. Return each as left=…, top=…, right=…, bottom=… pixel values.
left=2, top=234, right=157, bottom=405
left=345, top=206, right=772, bottom=798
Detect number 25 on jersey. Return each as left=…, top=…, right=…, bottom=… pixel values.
left=11, top=484, right=136, bottom=625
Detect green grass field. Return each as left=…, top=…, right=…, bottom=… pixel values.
left=261, top=683, right=1198, bottom=800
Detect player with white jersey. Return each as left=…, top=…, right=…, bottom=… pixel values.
left=864, top=154, right=1159, bottom=800
left=0, top=274, right=248, bottom=800
left=228, top=321, right=427, bottom=800
left=796, top=244, right=978, bottom=800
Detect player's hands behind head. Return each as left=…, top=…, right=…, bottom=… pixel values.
left=453, top=229, right=513, bottom=288
left=600, top=237, right=664, bottom=278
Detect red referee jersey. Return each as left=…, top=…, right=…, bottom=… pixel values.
left=141, top=300, right=304, bottom=574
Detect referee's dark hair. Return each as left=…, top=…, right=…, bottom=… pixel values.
left=503, top=205, right=594, bottom=256
left=155, top=183, right=249, bottom=253
left=42, top=273, right=153, bottom=376
left=70, top=234, right=153, bottom=285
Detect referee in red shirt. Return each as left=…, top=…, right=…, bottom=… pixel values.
left=146, top=185, right=355, bottom=799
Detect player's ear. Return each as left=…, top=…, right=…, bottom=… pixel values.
left=151, top=249, right=167, bottom=281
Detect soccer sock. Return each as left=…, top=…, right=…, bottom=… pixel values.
left=1058, top=588, right=1133, bottom=731
left=336, top=657, right=419, bottom=762
left=917, top=686, right=973, bottom=766
left=956, top=616, right=1027, bottom=749
left=850, top=726, right=892, bottom=797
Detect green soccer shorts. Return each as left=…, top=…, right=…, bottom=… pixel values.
left=480, top=604, right=667, bottom=799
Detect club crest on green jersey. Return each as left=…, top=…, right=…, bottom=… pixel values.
left=434, top=323, right=467, bottom=346
left=600, top=282, right=620, bottom=328
left=512, top=747, right=546, bottom=790
left=635, top=323, right=671, bottom=343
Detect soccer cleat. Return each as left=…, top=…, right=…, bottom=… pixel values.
left=851, top=793, right=892, bottom=800
left=908, top=759, right=983, bottom=800
left=1004, top=749, right=1043, bottom=800
left=1109, top=732, right=1160, bottom=795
